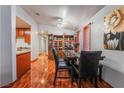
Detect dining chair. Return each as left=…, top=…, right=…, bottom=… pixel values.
left=73, top=51, right=102, bottom=88
left=52, top=48, right=73, bottom=85
left=53, top=48, right=69, bottom=63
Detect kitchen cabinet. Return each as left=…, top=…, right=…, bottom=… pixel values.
left=16, top=28, right=31, bottom=43
left=16, top=28, right=24, bottom=38
left=16, top=52, right=31, bottom=79
left=24, top=33, right=31, bottom=44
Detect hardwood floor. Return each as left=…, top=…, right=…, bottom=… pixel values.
left=10, top=54, right=112, bottom=88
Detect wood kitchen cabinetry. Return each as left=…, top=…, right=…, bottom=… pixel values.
left=25, top=34, right=31, bottom=44
left=16, top=28, right=31, bottom=44
left=16, top=28, right=24, bottom=37
left=16, top=52, right=31, bottom=79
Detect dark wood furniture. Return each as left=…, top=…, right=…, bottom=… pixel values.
left=74, top=51, right=102, bottom=87
left=98, top=56, right=105, bottom=82
left=52, top=48, right=73, bottom=85
left=63, top=50, right=105, bottom=87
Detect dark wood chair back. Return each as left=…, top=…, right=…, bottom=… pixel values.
left=52, top=48, right=59, bottom=68
left=79, top=51, right=102, bottom=78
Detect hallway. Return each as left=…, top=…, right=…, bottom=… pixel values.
left=10, top=54, right=112, bottom=88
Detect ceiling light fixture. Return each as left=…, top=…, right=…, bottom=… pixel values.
left=57, top=18, right=63, bottom=22
left=57, top=23, right=63, bottom=29
left=35, top=12, right=40, bottom=16
left=56, top=17, right=64, bottom=29
left=62, top=9, right=66, bottom=18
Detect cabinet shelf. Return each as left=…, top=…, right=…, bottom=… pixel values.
left=48, top=32, right=80, bottom=59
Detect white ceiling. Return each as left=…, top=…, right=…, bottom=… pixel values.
left=16, top=16, right=31, bottom=28
left=21, top=5, right=104, bottom=31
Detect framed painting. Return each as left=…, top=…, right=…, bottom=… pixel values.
left=104, top=7, right=124, bottom=50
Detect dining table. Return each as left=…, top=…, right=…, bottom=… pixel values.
left=63, top=50, right=79, bottom=65
left=63, top=50, right=105, bottom=82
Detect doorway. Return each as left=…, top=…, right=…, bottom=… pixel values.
left=38, top=31, right=48, bottom=55
left=83, top=23, right=91, bottom=51
left=16, top=16, right=31, bottom=79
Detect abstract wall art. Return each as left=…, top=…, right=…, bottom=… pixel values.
left=104, top=6, right=124, bottom=50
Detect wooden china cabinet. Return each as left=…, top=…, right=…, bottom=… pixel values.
left=48, top=32, right=80, bottom=59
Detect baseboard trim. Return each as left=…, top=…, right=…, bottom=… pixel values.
left=39, top=53, right=42, bottom=56
left=0, top=78, right=19, bottom=88
left=31, top=58, right=38, bottom=63
left=0, top=83, right=13, bottom=88
left=102, top=79, right=113, bottom=88
left=0, top=69, right=30, bottom=88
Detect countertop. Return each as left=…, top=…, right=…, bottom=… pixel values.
left=16, top=49, right=31, bottom=55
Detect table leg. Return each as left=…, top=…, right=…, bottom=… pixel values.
left=99, top=64, right=103, bottom=82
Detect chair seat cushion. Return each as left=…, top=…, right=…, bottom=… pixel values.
left=58, top=58, right=65, bottom=62
left=58, top=61, right=72, bottom=69
left=58, top=62, right=67, bottom=67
